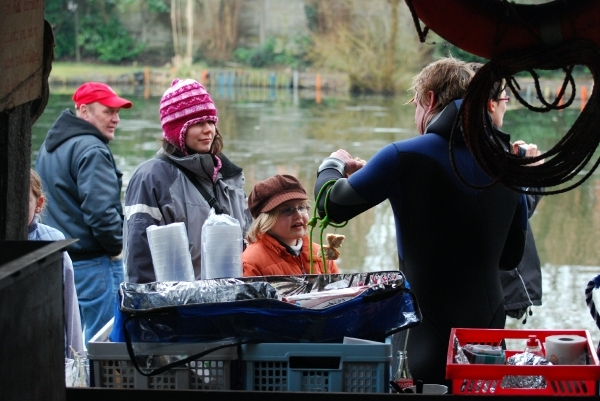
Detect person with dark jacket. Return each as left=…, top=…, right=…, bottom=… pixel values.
left=313, top=57, right=528, bottom=386
left=35, top=82, right=132, bottom=345
left=501, top=192, right=543, bottom=321
left=484, top=79, right=543, bottom=321
left=123, top=78, right=252, bottom=283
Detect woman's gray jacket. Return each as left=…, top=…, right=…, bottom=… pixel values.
left=123, top=150, right=252, bottom=283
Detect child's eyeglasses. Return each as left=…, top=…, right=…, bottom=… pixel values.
left=279, top=205, right=310, bottom=216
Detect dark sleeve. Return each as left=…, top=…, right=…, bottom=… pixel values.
left=526, top=190, right=543, bottom=217
left=76, top=145, right=123, bottom=255
left=123, top=164, right=166, bottom=283
left=315, top=164, right=373, bottom=223
left=314, top=144, right=400, bottom=223
left=499, top=193, right=528, bottom=271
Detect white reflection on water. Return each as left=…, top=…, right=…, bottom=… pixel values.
left=362, top=202, right=399, bottom=272
left=506, top=264, right=600, bottom=349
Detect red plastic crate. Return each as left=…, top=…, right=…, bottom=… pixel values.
left=446, top=328, right=600, bottom=396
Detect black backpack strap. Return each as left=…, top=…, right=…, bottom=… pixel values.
left=157, top=154, right=224, bottom=214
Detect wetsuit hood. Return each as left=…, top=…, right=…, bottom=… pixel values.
left=44, top=109, right=108, bottom=152
left=424, top=99, right=464, bottom=142
left=425, top=99, right=514, bottom=152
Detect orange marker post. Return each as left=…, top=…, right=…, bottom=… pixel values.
left=316, top=74, right=322, bottom=104
left=557, top=85, right=564, bottom=109
left=580, top=85, right=588, bottom=112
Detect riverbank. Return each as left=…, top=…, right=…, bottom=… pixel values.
left=47, top=62, right=593, bottom=100
left=48, top=62, right=350, bottom=92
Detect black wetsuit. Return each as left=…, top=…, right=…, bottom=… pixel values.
left=315, top=100, right=528, bottom=386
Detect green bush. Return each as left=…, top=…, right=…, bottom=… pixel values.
left=45, top=0, right=144, bottom=63
left=233, top=36, right=311, bottom=69
left=45, top=0, right=75, bottom=59
left=79, top=18, right=144, bottom=63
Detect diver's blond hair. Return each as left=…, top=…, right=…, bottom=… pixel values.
left=410, top=56, right=474, bottom=121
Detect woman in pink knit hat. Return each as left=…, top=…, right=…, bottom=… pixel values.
left=123, top=78, right=252, bottom=283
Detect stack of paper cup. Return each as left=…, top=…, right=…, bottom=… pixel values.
left=147, top=222, right=195, bottom=282
left=201, top=225, right=243, bottom=280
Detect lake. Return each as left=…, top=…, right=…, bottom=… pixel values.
left=32, top=82, right=600, bottom=347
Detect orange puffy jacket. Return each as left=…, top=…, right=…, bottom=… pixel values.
left=243, top=233, right=339, bottom=276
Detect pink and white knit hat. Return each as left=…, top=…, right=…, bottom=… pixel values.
left=159, top=78, right=218, bottom=154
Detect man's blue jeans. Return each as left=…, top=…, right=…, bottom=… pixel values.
left=73, top=256, right=124, bottom=346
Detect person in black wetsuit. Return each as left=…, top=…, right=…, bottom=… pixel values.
left=483, top=76, right=544, bottom=323
left=314, top=57, right=528, bottom=386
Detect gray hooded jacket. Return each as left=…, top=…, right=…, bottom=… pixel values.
left=35, top=109, right=123, bottom=260
left=123, top=149, right=252, bottom=283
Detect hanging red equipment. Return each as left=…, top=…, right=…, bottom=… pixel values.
left=407, top=0, right=600, bottom=59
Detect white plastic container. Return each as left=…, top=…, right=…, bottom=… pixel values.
left=201, top=210, right=243, bottom=280
left=147, top=222, right=195, bottom=282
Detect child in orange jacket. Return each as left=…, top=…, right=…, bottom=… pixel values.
left=243, top=174, right=339, bottom=276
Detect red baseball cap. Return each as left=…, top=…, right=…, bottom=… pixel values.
left=72, top=82, right=133, bottom=109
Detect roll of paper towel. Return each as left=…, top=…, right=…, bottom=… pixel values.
left=545, top=334, right=587, bottom=365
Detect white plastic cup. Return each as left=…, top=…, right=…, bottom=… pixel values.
left=154, top=265, right=194, bottom=282
left=203, top=251, right=242, bottom=264
left=147, top=223, right=195, bottom=282
left=203, top=263, right=242, bottom=279
left=201, top=224, right=242, bottom=280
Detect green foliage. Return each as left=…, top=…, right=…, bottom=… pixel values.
left=233, top=36, right=311, bottom=69
left=434, top=40, right=591, bottom=79
left=45, top=0, right=147, bottom=63
left=44, top=0, right=76, bottom=58
left=79, top=17, right=144, bottom=62
left=304, top=4, right=319, bottom=33
left=119, top=0, right=170, bottom=12
left=432, top=40, right=488, bottom=64
left=145, top=0, right=170, bottom=13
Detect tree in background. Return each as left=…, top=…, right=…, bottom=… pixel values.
left=170, top=0, right=242, bottom=67
left=306, top=0, right=428, bottom=94
left=45, top=0, right=144, bottom=63
left=202, top=0, right=243, bottom=64
left=170, top=0, right=194, bottom=67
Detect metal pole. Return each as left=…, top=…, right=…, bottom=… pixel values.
left=74, top=8, right=80, bottom=62
left=68, top=1, right=80, bottom=62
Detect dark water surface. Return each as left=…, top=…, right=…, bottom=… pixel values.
left=32, top=84, right=600, bottom=346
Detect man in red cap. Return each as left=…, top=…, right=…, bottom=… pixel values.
left=35, top=82, right=133, bottom=346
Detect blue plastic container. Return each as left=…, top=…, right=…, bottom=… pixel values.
left=241, top=342, right=391, bottom=393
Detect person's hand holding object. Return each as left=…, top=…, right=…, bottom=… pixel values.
left=330, top=149, right=367, bottom=177
left=512, top=140, right=544, bottom=166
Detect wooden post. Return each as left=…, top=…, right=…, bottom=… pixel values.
left=144, top=66, right=150, bottom=99
left=0, top=105, right=31, bottom=240
left=543, top=86, right=551, bottom=102
left=1, top=4, right=49, bottom=240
